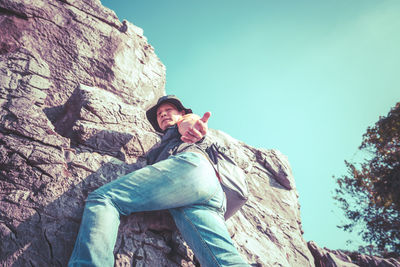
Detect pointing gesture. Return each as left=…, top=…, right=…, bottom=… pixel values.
left=200, top=112, right=211, bottom=123
left=178, top=112, right=211, bottom=143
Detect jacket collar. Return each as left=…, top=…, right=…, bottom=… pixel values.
left=161, top=125, right=180, bottom=142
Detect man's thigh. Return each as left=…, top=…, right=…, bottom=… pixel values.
left=90, top=152, right=220, bottom=215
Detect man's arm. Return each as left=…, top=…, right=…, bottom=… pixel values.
left=178, top=112, right=211, bottom=143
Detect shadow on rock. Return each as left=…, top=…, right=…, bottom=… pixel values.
left=0, top=151, right=196, bottom=267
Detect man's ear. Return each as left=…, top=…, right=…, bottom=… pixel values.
left=180, top=110, right=186, bottom=115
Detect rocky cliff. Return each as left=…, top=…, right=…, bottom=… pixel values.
left=307, top=241, right=400, bottom=267
left=0, top=1, right=395, bottom=267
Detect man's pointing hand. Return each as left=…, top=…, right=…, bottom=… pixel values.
left=179, top=112, right=211, bottom=143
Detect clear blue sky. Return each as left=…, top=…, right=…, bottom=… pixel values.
left=101, top=0, right=400, bottom=251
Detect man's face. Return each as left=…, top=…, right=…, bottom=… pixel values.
left=156, top=102, right=185, bottom=131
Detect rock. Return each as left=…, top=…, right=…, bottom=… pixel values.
left=307, top=241, right=400, bottom=267
left=0, top=0, right=316, bottom=266
left=351, top=254, right=400, bottom=267
left=308, top=241, right=358, bottom=267
left=54, top=83, right=159, bottom=163
left=255, top=148, right=295, bottom=190
left=206, top=129, right=312, bottom=266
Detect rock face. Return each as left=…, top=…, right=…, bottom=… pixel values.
left=0, top=0, right=315, bottom=266
left=308, top=241, right=400, bottom=267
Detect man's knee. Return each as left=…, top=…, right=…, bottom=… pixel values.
left=84, top=190, right=121, bottom=217
left=86, top=189, right=108, bottom=203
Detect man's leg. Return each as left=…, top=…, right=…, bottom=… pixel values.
left=68, top=196, right=120, bottom=267
left=170, top=189, right=250, bottom=266
left=68, top=152, right=233, bottom=266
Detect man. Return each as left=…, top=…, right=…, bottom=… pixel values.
left=68, top=95, right=250, bottom=267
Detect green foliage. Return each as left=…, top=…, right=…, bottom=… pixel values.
left=334, top=102, right=400, bottom=257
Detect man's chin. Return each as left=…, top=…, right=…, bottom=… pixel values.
left=161, top=122, right=175, bottom=131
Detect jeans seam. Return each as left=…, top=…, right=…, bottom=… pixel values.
left=198, top=182, right=218, bottom=206
left=199, top=182, right=226, bottom=218
left=181, top=209, right=222, bottom=267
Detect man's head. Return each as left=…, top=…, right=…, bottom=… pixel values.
left=156, top=102, right=185, bottom=131
left=146, top=95, right=192, bottom=132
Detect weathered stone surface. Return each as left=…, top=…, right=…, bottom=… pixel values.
left=206, top=130, right=311, bottom=266
left=255, top=148, right=295, bottom=190
left=308, top=241, right=400, bottom=267
left=54, top=83, right=158, bottom=164
left=0, top=0, right=328, bottom=266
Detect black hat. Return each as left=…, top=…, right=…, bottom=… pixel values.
left=146, top=95, right=192, bottom=132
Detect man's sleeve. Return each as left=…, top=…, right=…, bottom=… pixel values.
left=196, top=134, right=212, bottom=152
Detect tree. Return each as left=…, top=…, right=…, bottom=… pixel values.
left=334, top=102, right=400, bottom=257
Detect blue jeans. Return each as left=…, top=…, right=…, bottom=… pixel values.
left=68, top=152, right=249, bottom=267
